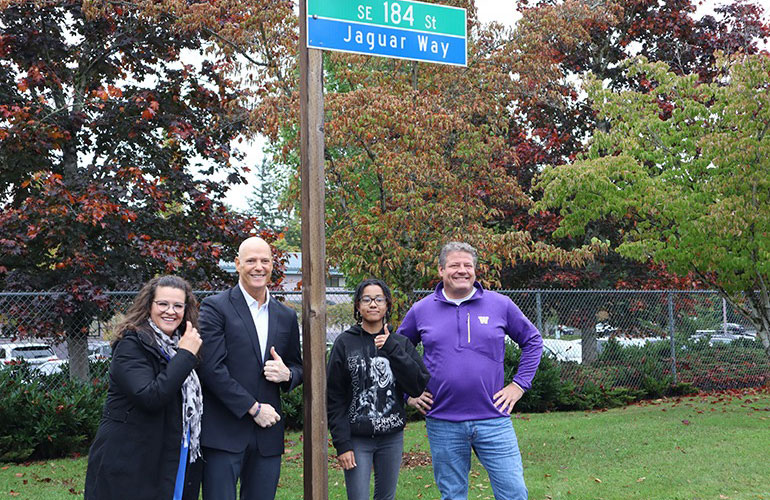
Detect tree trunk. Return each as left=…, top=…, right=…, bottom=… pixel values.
left=758, top=327, right=770, bottom=360
left=581, top=320, right=598, bottom=365
left=744, top=287, right=770, bottom=361
left=66, top=312, right=90, bottom=382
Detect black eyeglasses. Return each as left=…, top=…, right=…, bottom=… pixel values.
left=153, top=301, right=186, bottom=313
left=360, top=296, right=386, bottom=305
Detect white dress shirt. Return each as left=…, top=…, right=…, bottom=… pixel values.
left=239, top=282, right=270, bottom=362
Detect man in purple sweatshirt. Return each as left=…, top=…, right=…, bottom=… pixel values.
left=398, top=241, right=543, bottom=500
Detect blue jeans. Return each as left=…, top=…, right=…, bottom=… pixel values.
left=425, top=417, right=527, bottom=500
left=344, top=432, right=404, bottom=500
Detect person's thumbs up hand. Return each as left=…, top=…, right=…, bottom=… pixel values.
left=374, top=324, right=390, bottom=349
left=178, top=321, right=202, bottom=355
left=264, top=346, right=291, bottom=383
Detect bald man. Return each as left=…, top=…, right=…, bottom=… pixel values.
left=198, top=237, right=303, bottom=500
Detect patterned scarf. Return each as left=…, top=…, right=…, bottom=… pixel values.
left=148, top=319, right=203, bottom=462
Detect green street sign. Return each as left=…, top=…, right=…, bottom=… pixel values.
left=308, top=0, right=466, bottom=38
left=307, top=0, right=467, bottom=66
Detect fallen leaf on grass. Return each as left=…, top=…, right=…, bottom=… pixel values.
left=719, top=495, right=730, bottom=499
left=594, top=477, right=602, bottom=483
left=682, top=419, right=690, bottom=425
left=637, top=477, right=646, bottom=482
left=14, top=473, right=23, bottom=477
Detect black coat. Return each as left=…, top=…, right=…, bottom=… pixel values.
left=84, top=328, right=200, bottom=500
left=198, top=286, right=303, bottom=456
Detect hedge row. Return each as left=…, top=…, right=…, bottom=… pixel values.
left=4, top=339, right=768, bottom=461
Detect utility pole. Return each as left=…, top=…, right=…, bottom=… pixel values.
left=299, top=0, right=328, bottom=498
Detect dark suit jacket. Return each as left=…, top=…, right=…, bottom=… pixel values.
left=198, top=285, right=302, bottom=456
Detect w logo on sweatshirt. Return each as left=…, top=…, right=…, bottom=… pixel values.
left=478, top=316, right=489, bottom=325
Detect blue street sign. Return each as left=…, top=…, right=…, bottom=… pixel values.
left=308, top=16, right=466, bottom=66
left=306, top=0, right=467, bottom=67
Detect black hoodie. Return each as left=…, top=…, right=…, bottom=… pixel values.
left=326, top=324, right=430, bottom=455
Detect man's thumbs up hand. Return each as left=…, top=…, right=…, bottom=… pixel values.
left=264, top=346, right=291, bottom=383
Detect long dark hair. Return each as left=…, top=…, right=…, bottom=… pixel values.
left=114, top=275, right=199, bottom=343
left=353, top=278, right=392, bottom=326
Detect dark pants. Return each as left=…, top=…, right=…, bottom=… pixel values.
left=182, top=458, right=203, bottom=500
left=201, top=429, right=281, bottom=500
left=343, top=432, right=404, bottom=500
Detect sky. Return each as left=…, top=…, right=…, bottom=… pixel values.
left=223, top=0, right=726, bottom=211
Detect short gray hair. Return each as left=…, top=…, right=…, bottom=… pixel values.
left=439, top=241, right=478, bottom=268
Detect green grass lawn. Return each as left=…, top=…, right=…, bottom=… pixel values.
left=2, top=388, right=768, bottom=500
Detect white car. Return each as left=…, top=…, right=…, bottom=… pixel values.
left=0, top=342, right=60, bottom=366
left=88, top=340, right=112, bottom=360
left=549, top=325, right=581, bottom=339
left=595, top=323, right=618, bottom=334
left=542, top=339, right=582, bottom=363
left=34, top=359, right=68, bottom=376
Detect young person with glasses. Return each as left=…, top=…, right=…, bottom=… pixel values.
left=326, top=278, right=430, bottom=500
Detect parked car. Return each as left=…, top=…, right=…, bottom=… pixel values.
left=542, top=339, right=582, bottom=363
left=693, top=323, right=757, bottom=344
left=548, top=324, right=581, bottom=339
left=595, top=322, right=618, bottom=334
left=34, top=359, right=68, bottom=376
left=0, top=342, right=60, bottom=366
left=88, top=340, right=112, bottom=360
left=720, top=323, right=757, bottom=339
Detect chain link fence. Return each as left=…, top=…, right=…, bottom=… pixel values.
left=1, top=290, right=767, bottom=393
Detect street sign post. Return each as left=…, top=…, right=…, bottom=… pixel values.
left=308, top=0, right=467, bottom=66
left=299, top=1, right=466, bottom=498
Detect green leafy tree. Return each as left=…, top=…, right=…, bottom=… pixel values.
left=247, top=156, right=301, bottom=251
left=499, top=0, right=769, bottom=289
left=248, top=157, right=287, bottom=231
left=535, top=53, right=770, bottom=358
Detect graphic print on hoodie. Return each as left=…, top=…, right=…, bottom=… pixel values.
left=348, top=353, right=403, bottom=433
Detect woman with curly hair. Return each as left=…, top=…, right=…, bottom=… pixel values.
left=85, top=275, right=203, bottom=500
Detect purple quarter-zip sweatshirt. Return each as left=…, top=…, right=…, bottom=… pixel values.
left=397, top=282, right=543, bottom=422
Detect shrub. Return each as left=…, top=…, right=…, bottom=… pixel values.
left=280, top=385, right=304, bottom=430
left=506, top=343, right=657, bottom=411
left=0, top=362, right=107, bottom=462
left=507, top=348, right=572, bottom=412
left=640, top=358, right=673, bottom=399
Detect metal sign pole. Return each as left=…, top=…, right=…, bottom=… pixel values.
left=299, top=0, right=328, bottom=498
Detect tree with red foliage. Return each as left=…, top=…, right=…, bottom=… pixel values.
left=0, top=0, right=291, bottom=380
